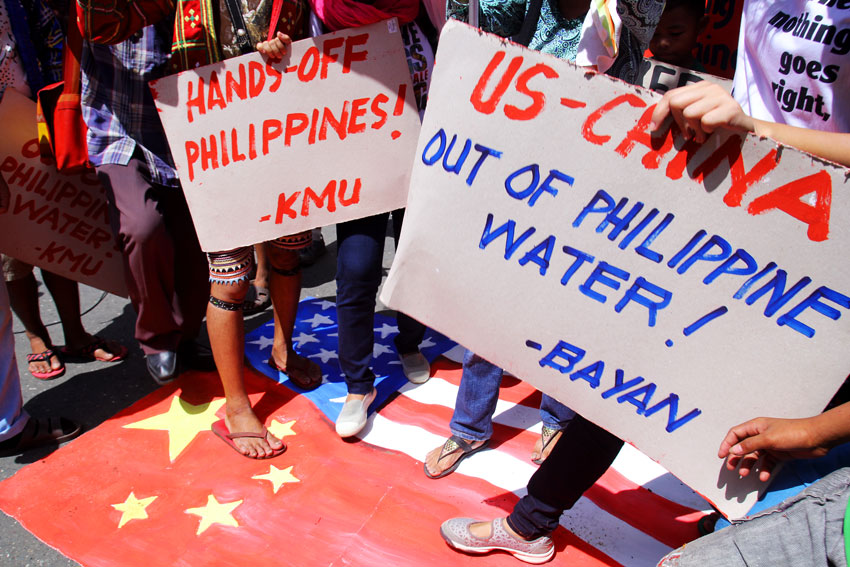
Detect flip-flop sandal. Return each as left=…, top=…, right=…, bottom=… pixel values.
left=242, top=283, right=271, bottom=315
left=531, top=426, right=563, bottom=465
left=0, top=416, right=82, bottom=456
left=425, top=436, right=490, bottom=479
left=26, top=349, right=66, bottom=380
left=211, top=419, right=286, bottom=459
left=268, top=356, right=322, bottom=391
left=60, top=336, right=128, bottom=363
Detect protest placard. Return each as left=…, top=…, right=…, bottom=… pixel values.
left=0, top=89, right=126, bottom=297
left=381, top=21, right=850, bottom=518
left=151, top=19, right=421, bottom=252
left=636, top=58, right=731, bottom=93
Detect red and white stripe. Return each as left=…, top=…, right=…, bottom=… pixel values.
left=358, top=357, right=711, bottom=567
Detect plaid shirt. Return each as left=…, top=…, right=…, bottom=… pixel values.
left=26, top=0, right=63, bottom=89
left=81, top=20, right=178, bottom=187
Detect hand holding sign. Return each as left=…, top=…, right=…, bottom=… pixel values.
left=256, top=31, right=293, bottom=62
left=151, top=20, right=421, bottom=252
left=381, top=21, right=850, bottom=518
left=653, top=81, right=850, bottom=168
left=718, top=403, right=850, bottom=481
left=651, top=80, right=754, bottom=143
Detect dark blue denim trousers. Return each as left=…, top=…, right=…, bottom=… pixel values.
left=336, top=210, right=425, bottom=395
left=451, top=350, right=576, bottom=442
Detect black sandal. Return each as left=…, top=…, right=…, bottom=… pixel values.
left=424, top=435, right=490, bottom=479
left=0, top=416, right=82, bottom=456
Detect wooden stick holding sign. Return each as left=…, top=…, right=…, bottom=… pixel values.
left=0, top=89, right=126, bottom=297
left=151, top=19, right=421, bottom=252
left=381, top=21, right=850, bottom=519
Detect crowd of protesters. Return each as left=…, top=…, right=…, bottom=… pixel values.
left=1, top=0, right=849, bottom=565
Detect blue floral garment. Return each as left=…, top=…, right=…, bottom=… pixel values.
left=447, top=0, right=664, bottom=84
left=447, top=0, right=583, bottom=60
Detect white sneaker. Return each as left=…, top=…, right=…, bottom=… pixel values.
left=399, top=352, right=431, bottom=384
left=335, top=388, right=377, bottom=438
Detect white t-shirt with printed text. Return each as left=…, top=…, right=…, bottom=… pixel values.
left=732, top=0, right=850, bottom=131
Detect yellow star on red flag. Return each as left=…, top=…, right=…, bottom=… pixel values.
left=267, top=419, right=297, bottom=440
left=111, top=492, right=157, bottom=528
left=185, top=495, right=242, bottom=535
left=252, top=465, right=300, bottom=493
left=123, top=395, right=225, bottom=461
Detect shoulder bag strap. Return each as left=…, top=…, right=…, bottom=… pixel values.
left=468, top=0, right=478, bottom=29
left=223, top=0, right=256, bottom=54
left=512, top=0, right=543, bottom=47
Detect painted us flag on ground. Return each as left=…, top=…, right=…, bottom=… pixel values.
left=0, top=299, right=709, bottom=566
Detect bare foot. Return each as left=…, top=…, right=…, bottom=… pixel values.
left=530, top=427, right=563, bottom=464
left=65, top=334, right=124, bottom=362
left=253, top=275, right=269, bottom=291
left=224, top=407, right=283, bottom=458
left=271, top=348, right=321, bottom=390
left=424, top=438, right=487, bottom=478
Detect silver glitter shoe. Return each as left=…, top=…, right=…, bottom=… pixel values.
left=440, top=517, right=554, bottom=564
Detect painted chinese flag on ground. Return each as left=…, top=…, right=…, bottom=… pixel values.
left=0, top=300, right=708, bottom=566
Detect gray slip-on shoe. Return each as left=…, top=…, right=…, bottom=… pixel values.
left=335, top=388, right=377, bottom=438
left=399, top=351, right=431, bottom=384
left=440, top=517, right=554, bottom=564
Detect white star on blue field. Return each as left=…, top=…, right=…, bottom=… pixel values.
left=245, top=298, right=455, bottom=421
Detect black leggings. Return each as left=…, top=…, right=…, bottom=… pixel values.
left=507, top=414, right=624, bottom=539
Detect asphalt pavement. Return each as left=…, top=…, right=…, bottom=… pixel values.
left=0, top=224, right=405, bottom=566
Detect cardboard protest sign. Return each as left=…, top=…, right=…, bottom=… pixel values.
left=381, top=21, right=850, bottom=518
left=151, top=19, right=421, bottom=252
left=0, top=89, right=126, bottom=297
left=636, top=58, right=731, bottom=93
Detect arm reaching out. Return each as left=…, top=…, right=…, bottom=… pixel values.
left=719, top=402, right=850, bottom=482
left=650, top=81, right=850, bottom=168
left=256, top=31, right=292, bottom=62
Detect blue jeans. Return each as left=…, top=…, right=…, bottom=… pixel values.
left=336, top=210, right=426, bottom=395
left=0, top=283, right=27, bottom=442
left=450, top=350, right=575, bottom=442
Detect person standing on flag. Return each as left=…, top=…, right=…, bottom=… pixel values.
left=306, top=0, right=437, bottom=439
left=169, top=0, right=324, bottom=459
left=81, top=19, right=214, bottom=386
left=650, top=0, right=850, bottom=555
left=437, top=0, right=664, bottom=562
